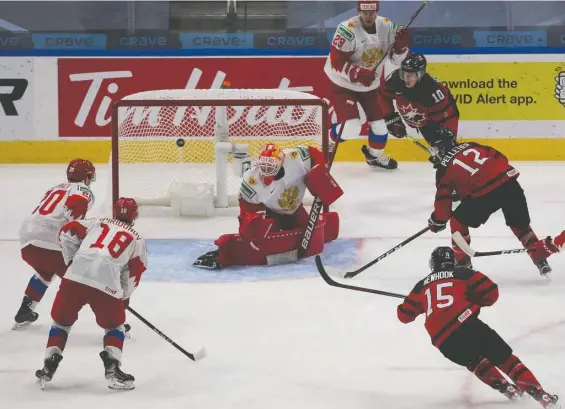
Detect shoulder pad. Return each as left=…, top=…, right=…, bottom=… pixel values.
left=337, top=22, right=355, bottom=42
left=289, top=146, right=310, bottom=161
left=240, top=169, right=260, bottom=200
left=72, top=182, right=95, bottom=202
left=377, top=16, right=399, bottom=32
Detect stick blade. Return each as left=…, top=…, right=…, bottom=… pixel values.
left=452, top=232, right=476, bottom=257
left=192, top=347, right=207, bottom=361
left=315, top=255, right=349, bottom=280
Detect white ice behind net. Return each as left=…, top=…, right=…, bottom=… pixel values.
left=112, top=89, right=326, bottom=216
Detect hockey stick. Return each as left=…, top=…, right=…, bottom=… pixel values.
left=452, top=232, right=533, bottom=257
left=316, top=256, right=406, bottom=299
left=406, top=134, right=431, bottom=154
left=372, top=0, right=430, bottom=73
left=127, top=307, right=207, bottom=362
left=317, top=226, right=431, bottom=279
left=299, top=123, right=344, bottom=258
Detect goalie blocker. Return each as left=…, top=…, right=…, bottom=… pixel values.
left=194, top=144, right=342, bottom=269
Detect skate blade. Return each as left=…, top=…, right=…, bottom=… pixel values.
left=36, top=377, right=47, bottom=390
left=12, top=321, right=32, bottom=330
left=107, top=379, right=135, bottom=390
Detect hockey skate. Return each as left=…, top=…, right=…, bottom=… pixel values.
left=100, top=351, right=135, bottom=390
left=13, top=296, right=38, bottom=329
left=35, top=353, right=63, bottom=390
left=193, top=250, right=221, bottom=269
left=534, top=259, right=552, bottom=278
left=361, top=145, right=398, bottom=170
left=497, top=381, right=523, bottom=400
left=527, top=387, right=559, bottom=408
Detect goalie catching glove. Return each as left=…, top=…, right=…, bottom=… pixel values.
left=304, top=164, right=343, bottom=206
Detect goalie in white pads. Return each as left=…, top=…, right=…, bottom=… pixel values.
left=14, top=158, right=96, bottom=328
left=193, top=143, right=342, bottom=269
left=324, top=0, right=409, bottom=169
left=35, top=198, right=147, bottom=391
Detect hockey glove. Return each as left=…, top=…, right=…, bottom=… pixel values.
left=348, top=65, right=376, bottom=87
left=529, top=236, right=560, bottom=260
left=393, top=27, right=409, bottom=54
left=385, top=113, right=407, bottom=138
left=428, top=212, right=447, bottom=233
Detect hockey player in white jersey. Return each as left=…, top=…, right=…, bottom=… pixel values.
left=14, top=158, right=96, bottom=328
left=193, top=143, right=342, bottom=269
left=324, top=0, right=409, bottom=170
left=35, top=197, right=147, bottom=390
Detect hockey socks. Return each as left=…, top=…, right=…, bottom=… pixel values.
left=103, top=327, right=126, bottom=363
left=45, top=322, right=71, bottom=358
left=471, top=358, right=508, bottom=390
left=24, top=274, right=51, bottom=306
left=498, top=354, right=542, bottom=392
left=511, top=226, right=539, bottom=261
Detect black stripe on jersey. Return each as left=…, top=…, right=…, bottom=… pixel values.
left=431, top=303, right=475, bottom=345
left=468, top=276, right=488, bottom=291
left=403, top=297, right=420, bottom=307
left=469, top=167, right=514, bottom=195
left=474, top=284, right=498, bottom=299
left=435, top=194, right=452, bottom=201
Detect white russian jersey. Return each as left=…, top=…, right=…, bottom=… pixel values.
left=60, top=217, right=148, bottom=300
left=239, top=147, right=313, bottom=215
left=324, top=15, right=406, bottom=92
left=19, top=182, right=94, bottom=251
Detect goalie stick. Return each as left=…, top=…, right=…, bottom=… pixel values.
left=372, top=0, right=430, bottom=73
left=299, top=122, right=344, bottom=258
left=452, top=231, right=534, bottom=257
left=316, top=256, right=406, bottom=299
left=127, top=307, right=207, bottom=362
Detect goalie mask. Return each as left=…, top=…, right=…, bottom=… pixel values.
left=257, top=144, right=285, bottom=182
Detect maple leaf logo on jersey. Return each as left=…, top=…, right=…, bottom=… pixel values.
left=398, top=103, right=427, bottom=127
left=278, top=186, right=299, bottom=212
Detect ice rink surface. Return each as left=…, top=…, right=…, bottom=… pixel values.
left=1, top=161, right=564, bottom=409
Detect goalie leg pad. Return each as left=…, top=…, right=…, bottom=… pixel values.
left=214, top=219, right=327, bottom=267
left=305, top=165, right=343, bottom=206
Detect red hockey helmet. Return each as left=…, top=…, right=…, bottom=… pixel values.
left=67, top=158, right=96, bottom=185
left=358, top=0, right=379, bottom=12
left=114, top=197, right=139, bottom=225
left=257, top=143, right=285, bottom=178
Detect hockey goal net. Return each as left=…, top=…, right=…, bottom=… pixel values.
left=110, top=88, right=329, bottom=216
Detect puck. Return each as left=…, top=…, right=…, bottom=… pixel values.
left=176, top=138, right=185, bottom=147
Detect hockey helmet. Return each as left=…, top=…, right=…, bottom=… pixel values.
left=257, top=143, right=285, bottom=178
left=429, top=246, right=455, bottom=272
left=114, top=197, right=139, bottom=225
left=358, top=0, right=379, bottom=12
left=400, top=53, right=427, bottom=85
left=67, top=158, right=96, bottom=185
left=429, top=128, right=457, bottom=163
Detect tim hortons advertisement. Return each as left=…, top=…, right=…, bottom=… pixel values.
left=58, top=57, right=334, bottom=137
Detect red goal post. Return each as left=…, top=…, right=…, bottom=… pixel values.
left=110, top=89, right=330, bottom=216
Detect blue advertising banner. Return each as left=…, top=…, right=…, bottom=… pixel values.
left=547, top=26, right=565, bottom=47
left=180, top=33, right=254, bottom=49
left=0, top=33, right=33, bottom=49
left=107, top=31, right=180, bottom=49
left=410, top=27, right=474, bottom=48
left=473, top=29, right=547, bottom=47
left=32, top=33, right=106, bottom=49
left=254, top=31, right=328, bottom=49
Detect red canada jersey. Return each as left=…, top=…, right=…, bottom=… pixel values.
left=377, top=70, right=459, bottom=143
left=397, top=267, right=499, bottom=347
left=434, top=142, right=519, bottom=222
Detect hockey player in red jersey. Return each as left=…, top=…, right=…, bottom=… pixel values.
left=377, top=53, right=459, bottom=144
left=193, top=144, right=342, bottom=269
left=324, top=0, right=409, bottom=170
left=14, top=158, right=96, bottom=328
left=35, top=198, right=147, bottom=390
left=425, top=129, right=551, bottom=276
left=398, top=247, right=559, bottom=408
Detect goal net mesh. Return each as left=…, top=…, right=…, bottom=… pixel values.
left=112, top=89, right=328, bottom=213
